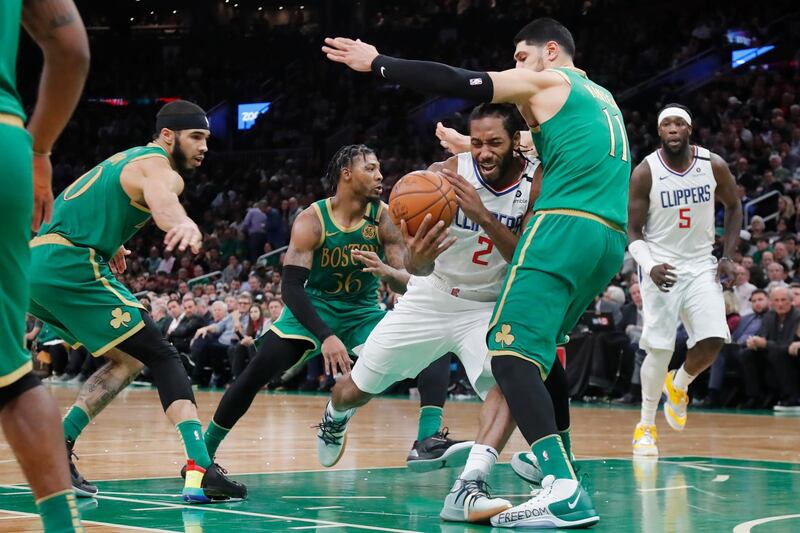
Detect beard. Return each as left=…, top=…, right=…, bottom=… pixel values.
left=172, top=135, right=196, bottom=178
left=661, top=137, right=690, bottom=156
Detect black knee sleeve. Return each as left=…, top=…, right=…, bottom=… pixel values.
left=117, top=311, right=195, bottom=411
left=0, top=372, right=41, bottom=411
left=417, top=353, right=451, bottom=408
left=544, top=361, right=570, bottom=432
left=491, top=355, right=558, bottom=444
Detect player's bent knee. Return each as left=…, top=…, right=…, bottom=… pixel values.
left=333, top=376, right=372, bottom=409
left=0, top=373, right=42, bottom=411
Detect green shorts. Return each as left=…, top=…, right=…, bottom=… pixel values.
left=487, top=210, right=626, bottom=378
left=269, top=295, right=386, bottom=370
left=0, top=121, right=34, bottom=388
left=28, top=235, right=145, bottom=356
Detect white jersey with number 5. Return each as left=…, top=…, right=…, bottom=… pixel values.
left=428, top=152, right=536, bottom=300
left=643, top=145, right=716, bottom=268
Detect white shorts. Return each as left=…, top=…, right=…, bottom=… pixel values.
left=640, top=263, right=730, bottom=352
left=351, top=276, right=496, bottom=399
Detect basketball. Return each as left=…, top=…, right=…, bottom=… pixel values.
left=388, top=170, right=457, bottom=236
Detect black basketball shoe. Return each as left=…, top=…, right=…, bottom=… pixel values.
left=182, top=461, right=247, bottom=503
left=406, top=429, right=474, bottom=472
left=66, top=438, right=98, bottom=497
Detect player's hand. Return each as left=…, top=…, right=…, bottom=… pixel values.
left=164, top=220, right=202, bottom=254
left=32, top=153, right=54, bottom=232
left=322, top=37, right=379, bottom=72
left=400, top=215, right=457, bottom=274
left=321, top=335, right=351, bottom=376
left=435, top=122, right=469, bottom=155
left=649, top=263, right=677, bottom=292
left=109, top=246, right=131, bottom=274
left=716, top=257, right=736, bottom=289
left=440, top=168, right=490, bottom=224
left=352, top=249, right=392, bottom=279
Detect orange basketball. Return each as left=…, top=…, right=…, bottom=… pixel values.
left=388, top=170, right=457, bottom=236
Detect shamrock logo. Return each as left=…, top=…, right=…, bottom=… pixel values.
left=494, top=324, right=515, bottom=347
left=110, top=307, right=132, bottom=329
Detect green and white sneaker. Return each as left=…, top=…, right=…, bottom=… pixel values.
left=490, top=475, right=599, bottom=528
left=510, top=452, right=545, bottom=485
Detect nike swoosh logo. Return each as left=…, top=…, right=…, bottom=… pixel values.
left=325, top=231, right=340, bottom=237
left=567, top=493, right=581, bottom=510
left=659, top=175, right=670, bottom=180
left=380, top=66, right=386, bottom=77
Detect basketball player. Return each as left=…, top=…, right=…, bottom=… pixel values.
left=0, top=1, right=87, bottom=531
left=324, top=17, right=629, bottom=527
left=314, top=104, right=541, bottom=523
left=199, top=145, right=454, bottom=462
left=628, top=104, right=741, bottom=455
left=28, top=101, right=246, bottom=504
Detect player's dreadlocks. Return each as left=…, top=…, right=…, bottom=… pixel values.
left=324, top=144, right=375, bottom=195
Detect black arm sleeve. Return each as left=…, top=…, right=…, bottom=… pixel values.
left=281, top=265, right=334, bottom=343
left=371, top=55, right=493, bottom=102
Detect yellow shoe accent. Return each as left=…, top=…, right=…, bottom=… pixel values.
left=632, top=423, right=659, bottom=456
left=663, top=371, right=688, bottom=431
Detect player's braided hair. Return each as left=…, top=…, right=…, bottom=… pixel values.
left=324, top=144, right=375, bottom=194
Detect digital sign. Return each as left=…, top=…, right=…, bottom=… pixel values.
left=237, top=102, right=271, bottom=130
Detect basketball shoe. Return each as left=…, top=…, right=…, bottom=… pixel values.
left=510, top=452, right=545, bottom=485
left=406, top=429, right=473, bottom=472
left=66, top=438, right=98, bottom=497
left=632, top=423, right=659, bottom=456
left=440, top=471, right=512, bottom=522
left=663, top=370, right=688, bottom=431
left=490, top=475, right=599, bottom=528
left=182, top=460, right=247, bottom=503
left=315, top=402, right=354, bottom=467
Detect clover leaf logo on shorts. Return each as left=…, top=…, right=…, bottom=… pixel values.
left=110, top=307, right=132, bottom=329
left=495, top=324, right=515, bottom=347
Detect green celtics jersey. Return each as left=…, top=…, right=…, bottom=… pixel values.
left=532, top=67, right=630, bottom=229
left=306, top=198, right=384, bottom=305
left=0, top=0, right=25, bottom=120
left=38, top=144, right=168, bottom=260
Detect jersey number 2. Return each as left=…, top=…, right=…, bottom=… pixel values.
left=472, top=236, right=494, bottom=266
left=678, top=208, right=692, bottom=228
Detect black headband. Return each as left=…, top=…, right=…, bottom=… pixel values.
left=155, top=100, right=209, bottom=132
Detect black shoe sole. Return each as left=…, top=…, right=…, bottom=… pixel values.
left=406, top=441, right=473, bottom=473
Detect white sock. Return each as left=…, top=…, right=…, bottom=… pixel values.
left=460, top=444, right=498, bottom=480
left=639, top=349, right=672, bottom=426
left=672, top=365, right=695, bottom=391
left=326, top=401, right=350, bottom=422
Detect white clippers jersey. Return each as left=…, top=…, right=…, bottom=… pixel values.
left=428, top=152, right=537, bottom=300
left=643, top=145, right=716, bottom=266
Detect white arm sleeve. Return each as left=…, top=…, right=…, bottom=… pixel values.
left=628, top=240, right=656, bottom=276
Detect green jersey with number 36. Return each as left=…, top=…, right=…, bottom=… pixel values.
left=306, top=198, right=385, bottom=305
left=531, top=67, right=631, bottom=230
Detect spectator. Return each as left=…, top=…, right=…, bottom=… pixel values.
left=163, top=299, right=184, bottom=336
left=287, top=196, right=303, bottom=227
left=596, top=285, right=625, bottom=326
left=734, top=264, right=757, bottom=315
left=613, top=283, right=645, bottom=404
left=229, top=303, right=269, bottom=382
left=191, top=301, right=236, bottom=386
left=156, top=248, right=175, bottom=274
left=749, top=216, right=767, bottom=241
left=167, top=298, right=206, bottom=355
left=791, top=284, right=800, bottom=310
left=765, top=262, right=789, bottom=289
left=151, top=301, right=168, bottom=331
left=241, top=200, right=269, bottom=262
left=770, top=154, right=792, bottom=182
left=144, top=246, right=161, bottom=274
left=267, top=298, right=284, bottom=324
left=700, top=289, right=769, bottom=408
left=739, top=287, right=800, bottom=409
left=222, top=255, right=243, bottom=285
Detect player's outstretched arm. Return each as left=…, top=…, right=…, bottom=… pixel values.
left=627, top=161, right=676, bottom=292
left=356, top=207, right=410, bottom=294
left=23, top=0, right=90, bottom=231
left=282, top=209, right=351, bottom=375
left=711, top=153, right=743, bottom=287
left=321, top=37, right=558, bottom=106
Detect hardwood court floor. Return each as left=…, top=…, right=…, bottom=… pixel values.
left=1, top=385, right=799, bottom=532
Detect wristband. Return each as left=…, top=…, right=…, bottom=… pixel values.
left=628, top=240, right=656, bottom=275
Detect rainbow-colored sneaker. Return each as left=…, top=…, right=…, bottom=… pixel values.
left=182, top=460, right=247, bottom=504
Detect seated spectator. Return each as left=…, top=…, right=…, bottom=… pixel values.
left=700, top=289, right=769, bottom=408
left=596, top=285, right=625, bottom=326
left=191, top=301, right=236, bottom=387
left=739, top=286, right=800, bottom=409
left=151, top=301, right=168, bottom=331
left=613, top=282, right=645, bottom=404
left=266, top=298, right=283, bottom=325
left=228, top=303, right=270, bottom=382
left=734, top=263, right=757, bottom=315
left=765, top=262, right=789, bottom=290
left=750, top=216, right=767, bottom=241
left=156, top=249, right=175, bottom=274
left=222, top=255, right=243, bottom=285
left=167, top=298, right=206, bottom=355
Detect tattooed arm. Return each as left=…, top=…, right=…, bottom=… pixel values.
left=22, top=0, right=89, bottom=230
